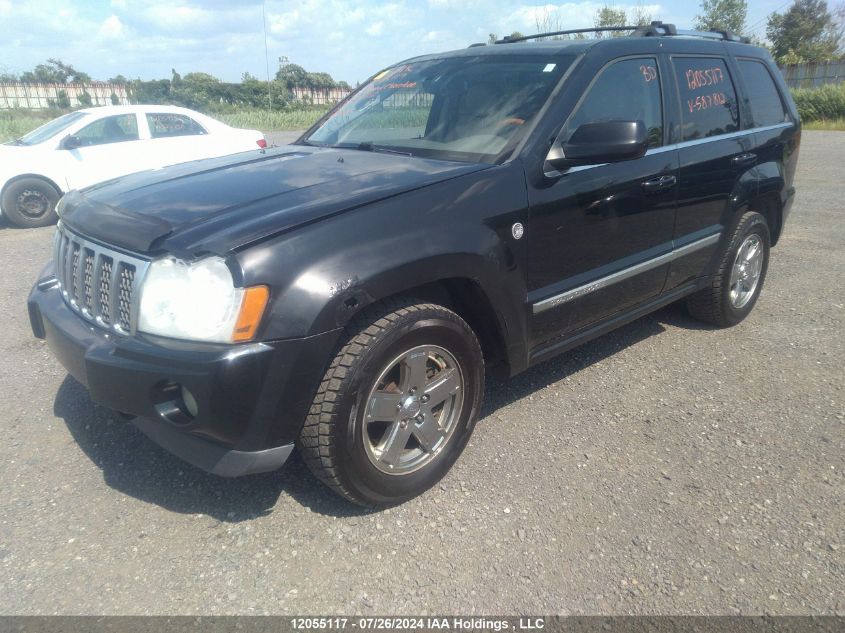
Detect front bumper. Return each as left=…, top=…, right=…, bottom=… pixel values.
left=28, top=266, right=340, bottom=477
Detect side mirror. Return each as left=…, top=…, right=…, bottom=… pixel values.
left=61, top=135, right=83, bottom=150
left=546, top=120, right=648, bottom=171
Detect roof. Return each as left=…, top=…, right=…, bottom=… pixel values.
left=398, top=33, right=770, bottom=67
left=76, top=104, right=201, bottom=115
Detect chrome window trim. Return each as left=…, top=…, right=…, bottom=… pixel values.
left=647, top=122, right=793, bottom=155
left=532, top=232, right=721, bottom=314
left=553, top=122, right=793, bottom=174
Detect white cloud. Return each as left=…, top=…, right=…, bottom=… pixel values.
left=501, top=3, right=664, bottom=33
left=365, top=21, right=384, bottom=36
left=99, top=14, right=125, bottom=38
left=0, top=0, right=701, bottom=87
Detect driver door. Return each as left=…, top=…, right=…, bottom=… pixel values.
left=525, top=56, right=678, bottom=346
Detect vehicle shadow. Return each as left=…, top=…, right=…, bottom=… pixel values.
left=54, top=378, right=373, bottom=522
left=52, top=302, right=708, bottom=520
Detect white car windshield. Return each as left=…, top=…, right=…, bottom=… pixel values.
left=15, top=111, right=90, bottom=146
left=304, top=54, right=574, bottom=163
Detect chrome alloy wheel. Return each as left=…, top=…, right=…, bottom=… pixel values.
left=16, top=189, right=50, bottom=218
left=729, top=234, right=764, bottom=309
left=362, top=345, right=464, bottom=475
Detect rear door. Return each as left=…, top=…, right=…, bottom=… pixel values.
left=665, top=54, right=756, bottom=291
left=61, top=113, right=142, bottom=189
left=525, top=55, right=678, bottom=346
left=142, top=112, right=215, bottom=167
left=734, top=57, right=799, bottom=232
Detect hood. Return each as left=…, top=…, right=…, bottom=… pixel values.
left=60, top=145, right=489, bottom=257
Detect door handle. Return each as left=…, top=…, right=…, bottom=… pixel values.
left=641, top=174, right=677, bottom=193
left=731, top=152, right=757, bottom=167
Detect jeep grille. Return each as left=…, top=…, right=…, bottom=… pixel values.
left=53, top=223, right=150, bottom=335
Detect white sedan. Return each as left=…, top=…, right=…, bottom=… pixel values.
left=0, top=105, right=267, bottom=227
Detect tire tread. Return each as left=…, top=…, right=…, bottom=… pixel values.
left=297, top=297, right=476, bottom=506
left=687, top=211, right=769, bottom=327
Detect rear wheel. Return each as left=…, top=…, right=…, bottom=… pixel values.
left=687, top=211, right=770, bottom=327
left=1, top=177, right=61, bottom=228
left=298, top=298, right=484, bottom=507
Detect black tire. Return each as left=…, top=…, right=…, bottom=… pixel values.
left=298, top=298, right=485, bottom=507
left=687, top=211, right=770, bottom=327
left=1, top=177, right=61, bottom=228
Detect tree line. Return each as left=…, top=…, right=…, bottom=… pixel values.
left=491, top=0, right=844, bottom=65
left=2, top=0, right=842, bottom=112
left=0, top=60, right=352, bottom=112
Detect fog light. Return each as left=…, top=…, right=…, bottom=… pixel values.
left=180, top=385, right=199, bottom=418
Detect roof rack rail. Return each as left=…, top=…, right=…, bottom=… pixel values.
left=642, top=20, right=752, bottom=43
left=495, top=21, right=751, bottom=44
left=495, top=25, right=652, bottom=43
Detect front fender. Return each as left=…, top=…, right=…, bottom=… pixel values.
left=237, top=164, right=530, bottom=368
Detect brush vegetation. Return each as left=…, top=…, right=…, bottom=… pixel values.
left=4, top=84, right=845, bottom=144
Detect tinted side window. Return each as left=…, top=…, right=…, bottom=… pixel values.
left=673, top=57, right=739, bottom=141
left=564, top=58, right=663, bottom=148
left=75, top=114, right=139, bottom=146
left=738, top=60, right=788, bottom=127
left=146, top=113, right=207, bottom=138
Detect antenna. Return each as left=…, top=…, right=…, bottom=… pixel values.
left=262, top=0, right=272, bottom=114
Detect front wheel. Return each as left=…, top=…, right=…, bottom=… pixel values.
left=298, top=299, right=484, bottom=507
left=687, top=211, right=770, bottom=327
left=1, top=177, right=61, bottom=228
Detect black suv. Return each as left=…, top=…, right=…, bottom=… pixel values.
left=28, top=23, right=800, bottom=506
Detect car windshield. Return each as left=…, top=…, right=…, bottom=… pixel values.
left=304, top=54, right=574, bottom=163
left=15, top=111, right=90, bottom=146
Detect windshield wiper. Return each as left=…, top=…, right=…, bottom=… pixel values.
left=333, top=141, right=412, bottom=157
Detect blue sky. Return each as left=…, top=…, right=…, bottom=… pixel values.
left=0, top=1, right=790, bottom=85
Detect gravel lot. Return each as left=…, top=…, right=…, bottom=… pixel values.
left=0, top=131, right=842, bottom=616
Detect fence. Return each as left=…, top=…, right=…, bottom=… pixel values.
left=290, top=86, right=352, bottom=105
left=0, top=83, right=131, bottom=109
left=779, top=61, right=845, bottom=89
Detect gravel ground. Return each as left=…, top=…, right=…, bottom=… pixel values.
left=0, top=131, right=842, bottom=616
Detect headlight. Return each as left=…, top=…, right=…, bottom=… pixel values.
left=138, top=256, right=268, bottom=343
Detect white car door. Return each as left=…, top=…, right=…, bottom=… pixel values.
left=61, top=113, right=147, bottom=190
left=143, top=112, right=220, bottom=167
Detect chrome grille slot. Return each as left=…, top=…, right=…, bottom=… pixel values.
left=117, top=264, right=135, bottom=333
left=69, top=243, right=81, bottom=305
left=53, top=222, right=150, bottom=335
left=82, top=250, right=94, bottom=314
left=98, top=257, right=113, bottom=325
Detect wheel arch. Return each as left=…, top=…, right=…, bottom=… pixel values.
left=310, top=264, right=526, bottom=380
left=378, top=277, right=514, bottom=379
left=719, top=167, right=783, bottom=250
left=1, top=173, right=64, bottom=198
left=753, top=188, right=784, bottom=246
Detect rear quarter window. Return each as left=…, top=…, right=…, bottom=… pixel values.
left=146, top=113, right=207, bottom=138
left=738, top=59, right=789, bottom=127
left=673, top=57, right=740, bottom=141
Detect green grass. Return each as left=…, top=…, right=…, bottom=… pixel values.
left=792, top=82, right=845, bottom=122
left=803, top=118, right=845, bottom=131
left=215, top=108, right=329, bottom=131
left=0, top=109, right=58, bottom=143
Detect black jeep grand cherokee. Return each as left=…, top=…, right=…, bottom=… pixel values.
left=29, top=23, right=800, bottom=506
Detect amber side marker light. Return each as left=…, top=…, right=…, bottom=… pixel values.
left=232, top=285, right=270, bottom=342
